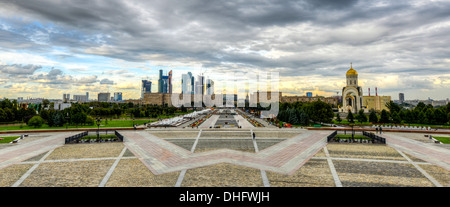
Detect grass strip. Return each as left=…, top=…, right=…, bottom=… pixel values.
left=0, top=136, right=21, bottom=143
left=433, top=137, right=450, bottom=144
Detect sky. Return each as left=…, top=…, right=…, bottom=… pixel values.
left=0, top=0, right=449, bottom=101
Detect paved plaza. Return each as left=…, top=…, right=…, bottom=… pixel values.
left=0, top=110, right=449, bottom=187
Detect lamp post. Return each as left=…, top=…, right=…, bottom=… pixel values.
left=96, top=117, right=101, bottom=140
left=65, top=113, right=70, bottom=129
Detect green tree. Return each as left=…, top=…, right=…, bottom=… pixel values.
left=335, top=112, right=342, bottom=123
left=288, top=108, right=299, bottom=125
left=391, top=111, right=402, bottom=124
left=404, top=109, right=414, bottom=124
left=42, top=99, right=50, bottom=108
left=309, top=100, right=334, bottom=123
left=73, top=112, right=87, bottom=126
left=298, top=109, right=309, bottom=126
left=415, top=102, right=426, bottom=112
left=379, top=109, right=390, bottom=123
left=434, top=109, right=447, bottom=124
left=52, top=111, right=65, bottom=127
left=369, top=110, right=378, bottom=123
left=385, top=101, right=401, bottom=113
left=356, top=109, right=367, bottom=123
left=28, top=116, right=44, bottom=128
left=85, top=115, right=95, bottom=126
left=418, top=111, right=426, bottom=124
left=346, top=110, right=354, bottom=123
left=0, top=108, right=7, bottom=122
left=424, top=108, right=435, bottom=124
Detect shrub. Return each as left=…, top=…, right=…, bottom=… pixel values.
left=28, top=116, right=44, bottom=128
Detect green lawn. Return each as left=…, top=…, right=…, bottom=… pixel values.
left=0, top=119, right=151, bottom=131
left=0, top=136, right=21, bottom=143
left=433, top=137, right=450, bottom=144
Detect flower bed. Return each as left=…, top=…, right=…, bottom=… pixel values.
left=190, top=113, right=213, bottom=128
left=236, top=110, right=264, bottom=127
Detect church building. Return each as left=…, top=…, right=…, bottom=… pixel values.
left=341, top=64, right=363, bottom=113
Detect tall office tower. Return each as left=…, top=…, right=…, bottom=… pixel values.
left=168, top=70, right=172, bottom=94
left=206, top=79, right=214, bottom=95
left=399, top=93, right=405, bottom=104
left=98, top=93, right=110, bottom=102
left=114, top=92, right=123, bottom=101
left=189, top=72, right=194, bottom=94
left=306, top=92, right=313, bottom=97
left=182, top=72, right=195, bottom=94
left=158, top=69, right=172, bottom=93
left=195, top=75, right=205, bottom=95
left=141, top=80, right=152, bottom=99
left=86, top=92, right=89, bottom=101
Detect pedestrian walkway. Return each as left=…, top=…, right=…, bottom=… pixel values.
left=120, top=130, right=330, bottom=175
left=0, top=132, right=80, bottom=170
left=383, top=133, right=450, bottom=171
left=234, top=115, right=254, bottom=129
left=198, top=115, right=219, bottom=129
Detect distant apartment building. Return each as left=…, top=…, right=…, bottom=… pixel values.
left=73, top=95, right=88, bottom=102
left=114, top=92, right=123, bottom=101
left=63, top=94, right=70, bottom=102
left=282, top=95, right=337, bottom=106
left=98, top=93, right=111, bottom=102
left=399, top=93, right=405, bottom=104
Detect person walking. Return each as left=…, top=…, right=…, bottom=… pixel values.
left=376, top=126, right=379, bottom=134
left=252, top=132, right=256, bottom=140
left=379, top=126, right=382, bottom=134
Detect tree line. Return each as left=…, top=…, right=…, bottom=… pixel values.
left=0, top=99, right=188, bottom=127
left=338, top=101, right=450, bottom=125
left=273, top=100, right=334, bottom=126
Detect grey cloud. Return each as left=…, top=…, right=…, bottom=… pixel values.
left=100, top=78, right=114, bottom=85
left=0, top=64, right=42, bottom=75
left=0, top=0, right=450, bottom=99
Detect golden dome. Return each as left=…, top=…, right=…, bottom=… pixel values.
left=346, top=64, right=357, bottom=75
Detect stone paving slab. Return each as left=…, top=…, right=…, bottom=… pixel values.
left=333, top=160, right=434, bottom=187
left=105, top=158, right=179, bottom=187
left=383, top=133, right=450, bottom=171
left=0, top=132, right=80, bottom=170
left=120, top=130, right=329, bottom=175
left=181, top=163, right=263, bottom=187
left=0, top=164, right=33, bottom=187
left=45, top=142, right=124, bottom=160
left=0, top=129, right=448, bottom=187
left=19, top=160, right=114, bottom=187
left=267, top=159, right=334, bottom=187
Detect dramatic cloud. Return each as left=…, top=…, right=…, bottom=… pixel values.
left=0, top=0, right=449, bottom=99
left=99, top=78, right=115, bottom=85
left=0, top=64, right=42, bottom=76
